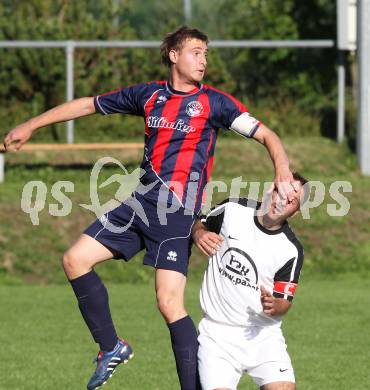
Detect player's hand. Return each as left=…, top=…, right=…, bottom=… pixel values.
left=274, top=165, right=299, bottom=204
left=3, top=123, right=33, bottom=151
left=193, top=228, right=223, bottom=257
left=260, top=285, right=291, bottom=316
left=260, top=285, right=279, bottom=316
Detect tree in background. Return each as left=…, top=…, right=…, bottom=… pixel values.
left=189, top=0, right=337, bottom=137
left=0, top=0, right=339, bottom=140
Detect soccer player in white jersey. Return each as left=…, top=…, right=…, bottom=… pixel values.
left=192, top=172, right=308, bottom=390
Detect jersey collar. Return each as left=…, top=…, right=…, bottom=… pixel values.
left=253, top=207, right=288, bottom=235
left=166, top=81, right=203, bottom=96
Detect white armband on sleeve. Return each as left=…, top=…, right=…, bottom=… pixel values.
left=230, top=112, right=261, bottom=138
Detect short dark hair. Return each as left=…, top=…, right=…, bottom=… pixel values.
left=160, top=26, right=209, bottom=67
left=292, top=171, right=310, bottom=207
left=292, top=171, right=308, bottom=186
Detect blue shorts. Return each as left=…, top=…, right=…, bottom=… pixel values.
left=84, top=193, right=195, bottom=275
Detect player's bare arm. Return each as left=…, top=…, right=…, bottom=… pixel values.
left=252, top=124, right=298, bottom=202
left=192, top=219, right=223, bottom=257
left=3, top=97, right=95, bottom=151
left=260, top=285, right=291, bottom=316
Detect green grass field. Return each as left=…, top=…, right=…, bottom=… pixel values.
left=0, top=136, right=370, bottom=389
left=1, top=137, right=370, bottom=284
left=1, top=278, right=369, bottom=390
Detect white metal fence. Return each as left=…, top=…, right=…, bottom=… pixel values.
left=0, top=39, right=339, bottom=144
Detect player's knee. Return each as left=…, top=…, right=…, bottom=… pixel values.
left=156, top=290, right=184, bottom=322
left=156, top=291, right=176, bottom=316
left=62, top=249, right=79, bottom=274
left=261, top=382, right=295, bottom=390
left=62, top=248, right=90, bottom=278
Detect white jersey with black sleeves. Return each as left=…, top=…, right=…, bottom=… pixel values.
left=199, top=198, right=304, bottom=327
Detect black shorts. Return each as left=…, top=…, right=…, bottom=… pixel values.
left=84, top=193, right=195, bottom=276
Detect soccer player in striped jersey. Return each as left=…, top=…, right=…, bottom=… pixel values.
left=192, top=173, right=308, bottom=390
left=3, top=27, right=298, bottom=389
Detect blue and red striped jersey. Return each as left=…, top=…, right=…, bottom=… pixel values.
left=94, top=81, right=260, bottom=213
